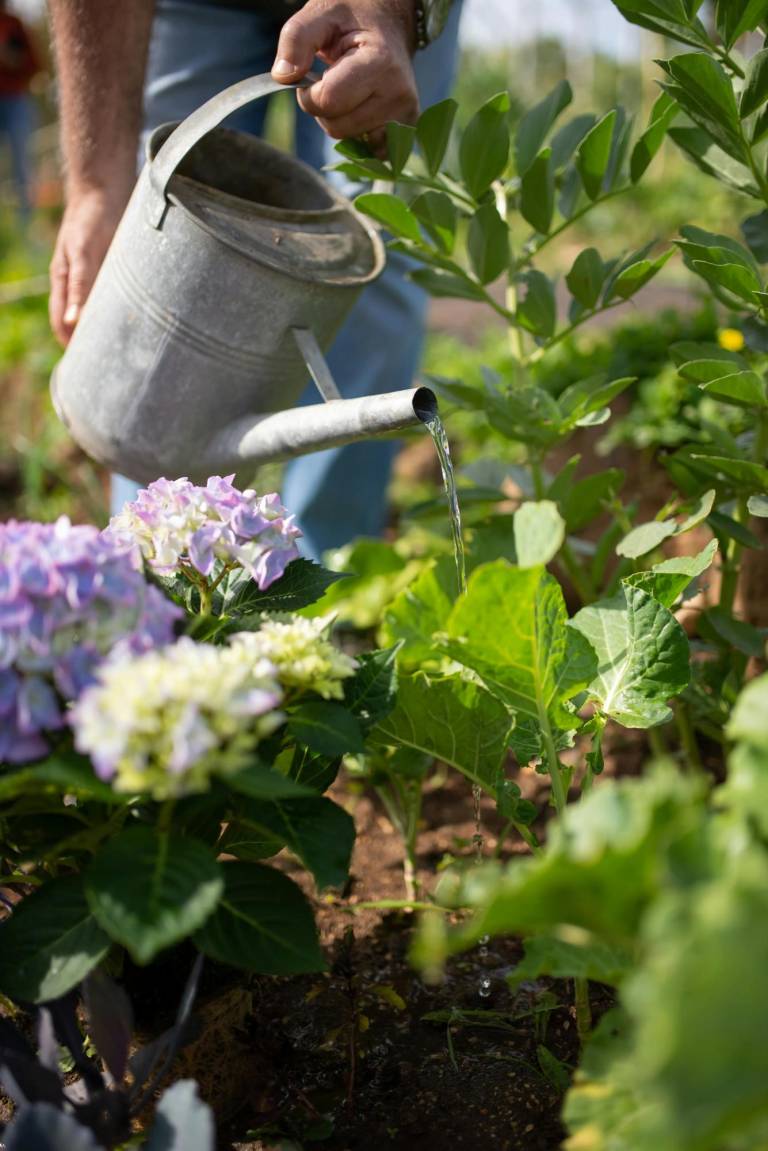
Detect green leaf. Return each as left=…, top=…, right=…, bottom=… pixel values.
left=576, top=110, right=618, bottom=200
left=344, top=647, right=399, bottom=730
left=742, top=210, right=768, bottom=262
left=355, top=192, right=423, bottom=243
left=605, top=248, right=674, bottom=303
left=85, top=827, right=223, bottom=965
left=409, top=267, right=487, bottom=302
left=701, top=606, right=767, bottom=657
left=631, top=91, right=679, bottom=182
left=617, top=519, right=677, bottom=559
left=717, top=0, right=768, bottom=46
left=410, top=190, right=457, bottom=254
left=225, top=559, right=345, bottom=616
left=0, top=753, right=121, bottom=803
left=513, top=501, right=566, bottom=568
left=699, top=369, right=768, bottom=407
left=558, top=375, right=636, bottom=427
left=610, top=1, right=712, bottom=48
left=467, top=202, right=510, bottom=284
left=445, top=561, right=597, bottom=726
left=566, top=247, right=605, bottom=309
left=229, top=795, right=355, bottom=889
left=194, top=861, right=324, bottom=974
left=748, top=493, right=768, bottom=516
left=740, top=47, right=768, bottom=120
left=550, top=113, right=597, bottom=169
left=515, top=80, right=573, bottom=175
left=515, top=270, right=557, bottom=339
left=386, top=120, right=416, bottom=177
left=669, top=125, right=758, bottom=194
left=550, top=468, right=625, bottom=533
left=689, top=452, right=768, bottom=491
left=510, top=935, right=634, bottom=989
left=727, top=671, right=768, bottom=745
left=227, top=765, right=313, bottom=800
left=662, top=53, right=746, bottom=162
left=689, top=259, right=761, bottom=303
left=287, top=700, right=365, bottom=757
left=623, top=539, right=719, bottom=608
left=416, top=97, right=457, bottom=176
left=382, top=557, right=456, bottom=666
left=459, top=91, right=511, bottom=200
left=571, top=585, right=690, bottom=727
left=520, top=147, right=555, bottom=235
left=372, top=671, right=513, bottom=791
left=0, top=876, right=110, bottom=1002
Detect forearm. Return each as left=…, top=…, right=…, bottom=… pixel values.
left=48, top=0, right=155, bottom=201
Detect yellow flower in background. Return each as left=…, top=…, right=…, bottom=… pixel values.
left=718, top=328, right=745, bottom=352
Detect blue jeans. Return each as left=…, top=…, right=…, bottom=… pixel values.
left=0, top=94, right=33, bottom=220
left=112, top=0, right=463, bottom=560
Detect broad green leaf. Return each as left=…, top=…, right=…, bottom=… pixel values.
left=571, top=585, right=690, bottom=727
left=678, top=225, right=761, bottom=275
left=741, top=209, right=768, bottom=262
left=513, top=500, right=566, bottom=568
left=668, top=125, right=758, bottom=194
left=194, top=862, right=323, bottom=974
left=549, top=468, right=625, bottom=533
left=372, top=670, right=513, bottom=791
left=661, top=53, right=746, bottom=162
left=689, top=259, right=761, bottom=303
left=445, top=561, right=597, bottom=726
left=605, top=248, right=673, bottom=303
left=485, top=382, right=564, bottom=447
left=515, top=269, right=557, bottom=339
left=225, top=558, right=346, bottom=616
left=701, top=606, right=766, bottom=657
left=699, top=369, right=768, bottom=407
left=717, top=0, right=768, bottom=46
left=689, top=452, right=768, bottom=490
left=409, top=267, right=487, bottom=302
left=558, top=375, right=635, bottom=426
left=226, top=765, right=313, bottom=800
left=740, top=47, right=768, bottom=119
left=344, top=647, right=399, bottom=730
left=0, top=753, right=121, bottom=803
left=727, top=670, right=768, bottom=745
left=227, top=795, right=354, bottom=889
left=85, top=827, right=223, bottom=965
left=382, top=557, right=455, bottom=666
left=565, top=247, right=605, bottom=309
left=287, top=700, right=365, bottom=757
left=609, top=1, right=712, bottom=48
left=416, top=97, right=457, bottom=176
left=576, top=110, right=617, bottom=200
left=550, top=113, right=597, bottom=169
left=520, top=147, right=554, bottom=234
left=515, top=80, right=573, bottom=175
left=145, top=1081, right=215, bottom=1151
left=509, top=935, right=634, bottom=989
left=623, top=539, right=719, bottom=608
left=0, top=876, right=110, bottom=1002
left=355, top=192, right=423, bottom=243
left=617, top=519, right=677, bottom=558
left=631, top=91, right=679, bottom=182
left=468, top=202, right=510, bottom=284
left=410, top=190, right=457, bottom=254
left=459, top=91, right=511, bottom=201
left=386, top=120, right=416, bottom=177
left=287, top=745, right=341, bottom=793
left=749, top=493, right=768, bottom=516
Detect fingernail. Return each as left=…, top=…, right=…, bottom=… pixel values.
left=63, top=304, right=79, bottom=325
left=273, top=58, right=295, bottom=76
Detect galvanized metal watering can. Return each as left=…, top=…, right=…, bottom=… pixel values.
left=51, top=74, right=437, bottom=484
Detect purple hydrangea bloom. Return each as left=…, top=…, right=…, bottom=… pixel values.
left=105, top=476, right=302, bottom=590
left=0, top=517, right=181, bottom=765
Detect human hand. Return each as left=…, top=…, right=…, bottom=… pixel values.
left=270, top=0, right=419, bottom=153
left=49, top=186, right=129, bottom=346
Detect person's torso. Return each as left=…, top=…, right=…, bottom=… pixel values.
left=0, top=14, right=37, bottom=97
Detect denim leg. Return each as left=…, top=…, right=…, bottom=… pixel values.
left=282, top=3, right=464, bottom=559
left=0, top=95, right=33, bottom=220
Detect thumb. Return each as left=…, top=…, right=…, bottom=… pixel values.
left=271, top=7, right=329, bottom=82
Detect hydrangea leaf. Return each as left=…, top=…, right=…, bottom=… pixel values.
left=513, top=501, right=566, bottom=568
left=0, top=876, right=110, bottom=1003
left=287, top=700, right=365, bottom=757
left=84, top=828, right=224, bottom=965
left=382, top=557, right=456, bottom=667
left=372, top=670, right=513, bottom=792
left=194, top=861, right=323, bottom=975
left=343, top=646, right=399, bottom=730
left=225, top=558, right=346, bottom=616
left=571, top=585, right=690, bottom=728
left=444, top=561, right=597, bottom=728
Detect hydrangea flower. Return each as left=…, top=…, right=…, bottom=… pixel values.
left=71, top=637, right=285, bottom=798
left=106, top=476, right=302, bottom=590
left=0, top=518, right=181, bottom=765
left=231, top=617, right=357, bottom=700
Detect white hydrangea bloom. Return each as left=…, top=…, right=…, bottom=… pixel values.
left=71, top=637, right=284, bottom=798
left=231, top=617, right=357, bottom=701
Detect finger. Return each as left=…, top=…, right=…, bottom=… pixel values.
left=297, top=51, right=375, bottom=120
left=313, top=90, right=417, bottom=141
left=61, top=251, right=94, bottom=341
left=271, top=4, right=342, bottom=83
left=49, top=249, right=71, bottom=347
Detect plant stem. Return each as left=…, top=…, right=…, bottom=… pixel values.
left=524, top=301, right=624, bottom=366
left=558, top=541, right=597, bottom=606
left=158, top=799, right=176, bottom=834
left=674, top=700, right=702, bottom=773
left=516, top=187, right=628, bottom=271
left=647, top=725, right=667, bottom=759
left=574, top=977, right=592, bottom=1044
left=540, top=703, right=567, bottom=814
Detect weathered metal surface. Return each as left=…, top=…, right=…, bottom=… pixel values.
left=51, top=73, right=435, bottom=483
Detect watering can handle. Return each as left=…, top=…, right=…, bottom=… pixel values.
left=147, top=71, right=319, bottom=229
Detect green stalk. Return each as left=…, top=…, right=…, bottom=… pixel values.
left=674, top=700, right=702, bottom=773
left=574, top=977, right=592, bottom=1044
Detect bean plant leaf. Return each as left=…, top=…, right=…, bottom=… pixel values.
left=660, top=53, right=747, bottom=162
left=515, top=79, right=573, bottom=175
left=355, top=193, right=423, bottom=243
left=287, top=700, right=365, bottom=757
left=566, top=247, right=605, bottom=309
left=411, top=191, right=458, bottom=254
left=608, top=2, right=711, bottom=50
left=515, top=270, right=557, bottom=339
left=520, top=147, right=555, bottom=234
left=571, top=585, right=690, bottom=728
left=372, top=671, right=513, bottom=792
left=222, top=795, right=354, bottom=889
left=668, top=125, right=758, bottom=194
left=445, top=561, right=597, bottom=728
left=386, top=121, right=416, bottom=177
left=409, top=267, right=487, bottom=302
left=631, top=91, right=679, bottom=182
left=513, top=501, right=566, bottom=568
left=605, top=248, right=673, bottom=303
left=576, top=110, right=617, bottom=199
left=624, top=538, right=718, bottom=607
left=194, top=862, right=324, bottom=974
left=0, top=876, right=110, bottom=1002
left=741, top=210, right=768, bottom=262
left=468, top=202, right=510, bottom=284
left=416, top=98, right=457, bottom=176
left=84, top=827, right=224, bottom=965
left=617, top=519, right=677, bottom=558
left=459, top=91, right=511, bottom=200
left=145, top=1080, right=215, bottom=1151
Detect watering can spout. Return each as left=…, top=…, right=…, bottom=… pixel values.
left=201, top=385, right=438, bottom=474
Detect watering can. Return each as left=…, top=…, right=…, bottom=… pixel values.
left=51, top=74, right=437, bottom=485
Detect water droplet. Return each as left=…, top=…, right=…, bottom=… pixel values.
left=479, top=978, right=492, bottom=999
